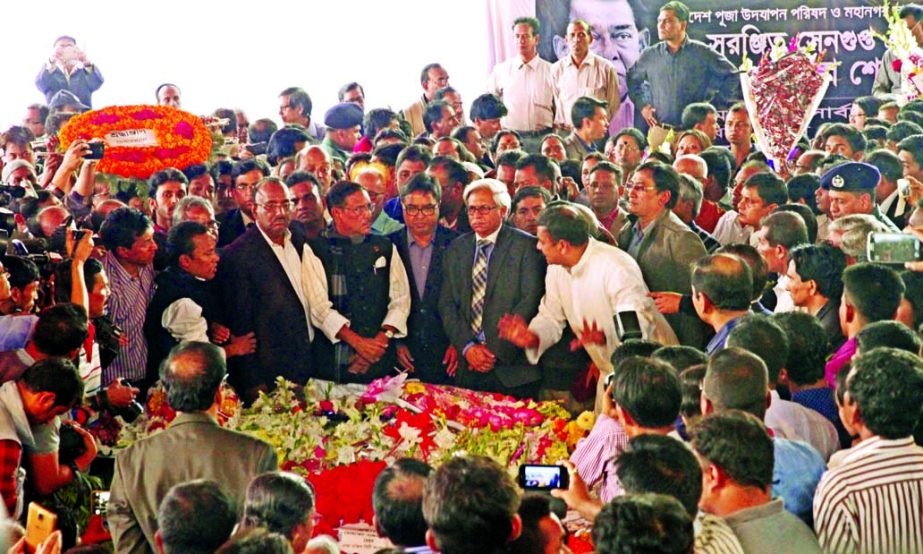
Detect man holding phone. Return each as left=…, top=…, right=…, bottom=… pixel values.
left=35, top=36, right=104, bottom=109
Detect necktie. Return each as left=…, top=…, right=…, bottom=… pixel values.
left=470, top=239, right=490, bottom=336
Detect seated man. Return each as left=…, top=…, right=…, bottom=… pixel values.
left=591, top=494, right=693, bottom=554
left=372, top=458, right=433, bottom=551
left=108, top=341, right=278, bottom=553
left=693, top=411, right=821, bottom=554
left=156, top=480, right=237, bottom=554
left=239, top=472, right=316, bottom=554
left=815, top=348, right=923, bottom=552
left=422, top=455, right=522, bottom=554
left=702, top=348, right=826, bottom=524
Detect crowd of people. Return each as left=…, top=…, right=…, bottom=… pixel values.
left=0, top=1, right=921, bottom=552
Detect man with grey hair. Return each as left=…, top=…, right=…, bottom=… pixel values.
left=673, top=174, right=720, bottom=253
left=172, top=196, right=219, bottom=239
left=440, top=178, right=546, bottom=398
left=826, top=214, right=888, bottom=264
left=156, top=480, right=237, bottom=554
left=109, top=341, right=277, bottom=553
left=755, top=211, right=809, bottom=312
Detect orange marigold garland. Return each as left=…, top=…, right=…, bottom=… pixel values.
left=58, top=105, right=213, bottom=180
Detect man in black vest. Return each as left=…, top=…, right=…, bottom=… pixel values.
left=310, top=181, right=411, bottom=384
left=144, top=221, right=256, bottom=376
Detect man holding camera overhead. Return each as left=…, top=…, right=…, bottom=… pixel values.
left=35, top=36, right=104, bottom=110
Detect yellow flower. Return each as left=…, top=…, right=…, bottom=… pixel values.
left=576, top=411, right=596, bottom=431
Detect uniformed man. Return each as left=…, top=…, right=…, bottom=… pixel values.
left=321, top=102, right=364, bottom=164
left=820, top=162, right=901, bottom=232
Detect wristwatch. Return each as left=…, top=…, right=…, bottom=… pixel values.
left=383, top=328, right=395, bottom=339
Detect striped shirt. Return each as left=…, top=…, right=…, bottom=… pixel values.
left=102, top=251, right=156, bottom=384
left=814, top=436, right=923, bottom=554
left=569, top=413, right=628, bottom=503
left=695, top=512, right=745, bottom=554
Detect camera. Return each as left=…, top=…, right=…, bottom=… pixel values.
left=58, top=422, right=87, bottom=466
left=85, top=142, right=105, bottom=160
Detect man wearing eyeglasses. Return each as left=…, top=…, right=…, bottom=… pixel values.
left=308, top=181, right=411, bottom=384
left=216, top=178, right=317, bottom=402
left=439, top=178, right=546, bottom=398
left=387, top=174, right=459, bottom=384
left=617, top=161, right=708, bottom=348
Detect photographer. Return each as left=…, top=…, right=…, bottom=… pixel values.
left=49, top=139, right=98, bottom=221
left=0, top=357, right=91, bottom=518
left=55, top=230, right=140, bottom=411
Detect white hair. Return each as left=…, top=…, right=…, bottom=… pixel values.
left=172, top=195, right=215, bottom=227
left=305, top=534, right=340, bottom=554
left=463, top=178, right=511, bottom=212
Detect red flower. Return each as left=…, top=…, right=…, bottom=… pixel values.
left=893, top=58, right=903, bottom=72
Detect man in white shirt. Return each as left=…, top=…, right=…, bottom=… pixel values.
left=551, top=20, right=620, bottom=134
left=754, top=211, right=809, bottom=314
left=499, top=203, right=675, bottom=409
left=488, top=17, right=555, bottom=152
left=712, top=161, right=772, bottom=246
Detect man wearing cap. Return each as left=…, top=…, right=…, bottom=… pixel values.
left=48, top=90, right=90, bottom=114
left=821, top=162, right=902, bottom=232
left=321, top=103, right=363, bottom=165
left=36, top=36, right=103, bottom=109
left=627, top=1, right=738, bottom=130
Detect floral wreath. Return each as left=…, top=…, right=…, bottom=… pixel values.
left=58, top=105, right=213, bottom=181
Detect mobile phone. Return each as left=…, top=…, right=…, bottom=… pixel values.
left=25, top=502, right=57, bottom=551
left=518, top=464, right=569, bottom=491
left=91, top=490, right=110, bottom=516
left=867, top=232, right=922, bottom=264
left=85, top=142, right=105, bottom=160
left=615, top=311, right=643, bottom=342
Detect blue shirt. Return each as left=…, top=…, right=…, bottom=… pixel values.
left=406, top=231, right=434, bottom=301
left=772, top=437, right=826, bottom=525
left=705, top=315, right=744, bottom=355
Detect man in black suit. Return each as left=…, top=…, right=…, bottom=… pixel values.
left=439, top=178, right=546, bottom=398
left=217, top=159, right=270, bottom=248
left=215, top=177, right=314, bottom=401
left=309, top=181, right=411, bottom=384
left=388, top=173, right=459, bottom=384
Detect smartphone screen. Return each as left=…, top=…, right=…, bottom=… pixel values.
left=518, top=464, right=569, bottom=491
left=868, top=232, right=922, bottom=263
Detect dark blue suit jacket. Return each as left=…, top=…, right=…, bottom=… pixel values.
left=388, top=226, right=459, bottom=384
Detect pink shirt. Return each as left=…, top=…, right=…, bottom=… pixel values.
left=569, top=413, right=629, bottom=503
left=824, top=337, right=857, bottom=388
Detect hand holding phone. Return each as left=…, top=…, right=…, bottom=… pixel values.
left=25, top=502, right=57, bottom=552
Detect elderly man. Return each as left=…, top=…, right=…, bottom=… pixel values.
left=155, top=84, right=181, bottom=108
left=403, top=63, right=450, bottom=137
left=108, top=341, right=277, bottom=553
left=216, top=178, right=317, bottom=401
left=439, top=179, right=545, bottom=398
left=551, top=20, right=620, bottom=133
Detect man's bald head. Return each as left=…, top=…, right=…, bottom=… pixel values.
left=673, top=154, right=708, bottom=182
left=37, top=205, right=69, bottom=238
left=691, top=253, right=753, bottom=311
left=160, top=341, right=226, bottom=412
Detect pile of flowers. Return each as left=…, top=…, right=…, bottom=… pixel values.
left=58, top=105, right=213, bottom=180
left=740, top=36, right=834, bottom=166
left=111, top=375, right=594, bottom=534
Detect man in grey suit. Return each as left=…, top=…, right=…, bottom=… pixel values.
left=618, top=161, right=709, bottom=348
left=108, top=342, right=277, bottom=554
left=439, top=178, right=546, bottom=398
